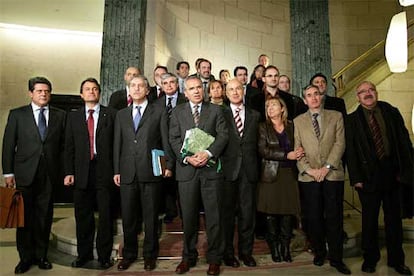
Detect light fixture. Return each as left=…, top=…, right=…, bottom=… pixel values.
left=399, top=0, right=414, bottom=6
left=385, top=11, right=407, bottom=73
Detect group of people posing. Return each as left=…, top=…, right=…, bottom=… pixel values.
left=2, top=56, right=413, bottom=276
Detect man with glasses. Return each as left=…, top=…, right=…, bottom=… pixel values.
left=346, top=81, right=413, bottom=275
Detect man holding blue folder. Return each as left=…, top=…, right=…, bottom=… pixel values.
left=113, top=75, right=173, bottom=272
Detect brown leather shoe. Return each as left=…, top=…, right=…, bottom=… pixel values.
left=223, top=256, right=240, bottom=267
left=117, top=259, right=134, bottom=271
left=144, top=258, right=156, bottom=271
left=175, top=260, right=196, bottom=274
left=239, top=254, right=257, bottom=267
left=207, top=264, right=221, bottom=275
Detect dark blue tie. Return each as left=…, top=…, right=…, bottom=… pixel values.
left=38, top=107, right=47, bottom=141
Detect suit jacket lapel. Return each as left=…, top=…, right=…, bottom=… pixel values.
left=226, top=107, right=241, bottom=139
left=25, top=105, right=42, bottom=141
left=75, top=106, right=89, bottom=138
left=319, top=109, right=327, bottom=139
left=198, top=103, right=210, bottom=129
left=96, top=106, right=106, bottom=137
left=136, top=104, right=153, bottom=132
left=184, top=103, right=196, bottom=128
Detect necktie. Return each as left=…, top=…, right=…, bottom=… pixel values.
left=158, top=88, right=165, bottom=98
left=133, top=106, right=142, bottom=132
left=193, top=104, right=200, bottom=127
left=127, top=94, right=132, bottom=106
left=166, top=97, right=173, bottom=116
left=234, top=107, right=243, bottom=137
left=38, top=107, right=47, bottom=141
left=87, top=109, right=95, bottom=160
left=368, top=111, right=385, bottom=159
left=312, top=113, right=320, bottom=139
left=203, top=81, right=209, bottom=100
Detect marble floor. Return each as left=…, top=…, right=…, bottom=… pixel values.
left=0, top=206, right=413, bottom=276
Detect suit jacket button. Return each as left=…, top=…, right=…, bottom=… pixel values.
left=134, top=140, right=137, bottom=143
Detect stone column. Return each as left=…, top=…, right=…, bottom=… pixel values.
left=100, top=0, right=147, bottom=105
left=290, top=0, right=333, bottom=96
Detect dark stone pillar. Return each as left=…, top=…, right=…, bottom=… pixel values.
left=290, top=0, right=333, bottom=96
left=100, top=0, right=147, bottom=105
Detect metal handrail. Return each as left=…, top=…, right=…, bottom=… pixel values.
left=333, top=18, right=414, bottom=92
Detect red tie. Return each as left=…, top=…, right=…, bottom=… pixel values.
left=87, top=109, right=95, bottom=160
left=127, top=94, right=132, bottom=106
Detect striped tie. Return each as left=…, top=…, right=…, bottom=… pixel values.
left=193, top=104, right=200, bottom=127
left=368, top=111, right=385, bottom=159
left=312, top=113, right=320, bottom=139
left=234, top=107, right=243, bottom=137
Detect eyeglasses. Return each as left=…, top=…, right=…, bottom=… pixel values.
left=357, top=88, right=376, bottom=95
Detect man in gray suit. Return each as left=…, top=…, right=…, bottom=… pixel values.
left=294, top=84, right=350, bottom=275
left=113, top=76, right=173, bottom=272
left=155, top=73, right=187, bottom=223
left=2, top=76, right=66, bottom=274
left=169, top=76, right=228, bottom=276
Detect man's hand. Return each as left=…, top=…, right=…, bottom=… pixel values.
left=64, top=175, right=74, bottom=186
left=164, top=169, right=173, bottom=178
left=354, top=182, right=363, bottom=190
left=4, top=176, right=15, bottom=188
left=187, top=151, right=209, bottom=167
left=113, top=174, right=121, bottom=187
left=306, top=169, right=320, bottom=181
left=318, top=167, right=330, bottom=182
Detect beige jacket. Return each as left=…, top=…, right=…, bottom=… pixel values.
left=293, top=109, right=345, bottom=182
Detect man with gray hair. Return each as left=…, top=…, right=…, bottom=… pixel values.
left=155, top=73, right=187, bottom=223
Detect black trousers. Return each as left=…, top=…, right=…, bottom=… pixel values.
left=73, top=159, right=114, bottom=261
left=222, top=170, right=256, bottom=257
left=17, top=156, right=53, bottom=262
left=179, top=171, right=224, bottom=264
left=120, top=180, right=161, bottom=260
left=299, top=180, right=344, bottom=262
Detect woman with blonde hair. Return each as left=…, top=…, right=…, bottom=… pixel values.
left=257, top=97, right=303, bottom=263
left=208, top=80, right=226, bottom=106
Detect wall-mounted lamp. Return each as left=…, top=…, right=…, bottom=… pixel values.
left=399, top=0, right=414, bottom=6
left=385, top=11, right=407, bottom=73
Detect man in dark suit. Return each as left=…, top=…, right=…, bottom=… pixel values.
left=148, top=65, right=168, bottom=103
left=309, top=73, right=346, bottom=118
left=233, top=66, right=260, bottom=107
left=176, top=61, right=190, bottom=94
left=169, top=76, right=228, bottom=275
left=346, top=81, right=413, bottom=275
left=250, top=65, right=307, bottom=121
left=108, top=66, right=141, bottom=232
left=113, top=75, right=173, bottom=272
left=2, top=76, right=66, bottom=274
left=108, top=66, right=141, bottom=110
left=221, top=79, right=260, bottom=268
left=189, top=58, right=215, bottom=101
left=155, top=72, right=187, bottom=223
left=64, top=78, right=117, bottom=269
left=294, top=84, right=350, bottom=275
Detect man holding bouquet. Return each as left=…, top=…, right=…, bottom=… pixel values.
left=169, top=76, right=228, bottom=275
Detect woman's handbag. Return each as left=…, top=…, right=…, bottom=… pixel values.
left=0, top=186, right=24, bottom=228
